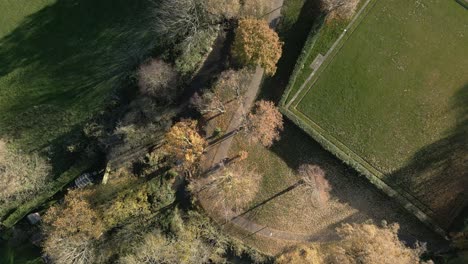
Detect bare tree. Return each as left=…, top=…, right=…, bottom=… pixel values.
left=195, top=164, right=261, bottom=213
left=191, top=91, right=226, bottom=115
left=298, top=164, right=331, bottom=208
left=214, top=69, right=251, bottom=101
left=321, top=0, right=360, bottom=20
left=137, top=59, right=179, bottom=102
left=43, top=236, right=97, bottom=264
left=154, top=0, right=210, bottom=44
left=191, top=69, right=251, bottom=116
left=245, top=100, right=284, bottom=147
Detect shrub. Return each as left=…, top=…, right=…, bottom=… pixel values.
left=0, top=140, right=51, bottom=208
left=202, top=0, right=241, bottom=19
left=137, top=59, right=179, bottom=102
left=174, top=27, right=218, bottom=75
left=154, top=0, right=215, bottom=45
left=298, top=164, right=331, bottom=207
left=240, top=0, right=272, bottom=18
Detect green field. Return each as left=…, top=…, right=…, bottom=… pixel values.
left=0, top=0, right=155, bottom=160
left=283, top=0, right=468, bottom=229
left=0, top=0, right=157, bottom=227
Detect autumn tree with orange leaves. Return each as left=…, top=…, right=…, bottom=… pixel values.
left=245, top=100, right=284, bottom=147
left=232, top=18, right=283, bottom=76
left=162, top=119, right=207, bottom=170
left=42, top=189, right=104, bottom=264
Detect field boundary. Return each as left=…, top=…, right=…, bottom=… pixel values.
left=280, top=0, right=451, bottom=237
left=0, top=161, right=90, bottom=229
left=288, top=0, right=376, bottom=109
left=282, top=107, right=448, bottom=237
left=279, top=14, right=326, bottom=105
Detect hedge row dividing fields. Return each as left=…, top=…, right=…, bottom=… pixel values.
left=281, top=0, right=468, bottom=234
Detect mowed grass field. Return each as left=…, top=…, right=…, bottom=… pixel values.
left=285, top=0, right=467, bottom=227
left=207, top=0, right=445, bottom=253
left=0, top=0, right=156, bottom=167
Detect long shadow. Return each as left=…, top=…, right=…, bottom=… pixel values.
left=231, top=180, right=303, bottom=221
left=0, top=0, right=157, bottom=157
left=248, top=0, right=451, bottom=247
left=388, top=84, right=468, bottom=229
left=257, top=0, right=322, bottom=102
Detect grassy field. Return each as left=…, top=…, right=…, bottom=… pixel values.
left=0, top=0, right=157, bottom=242
left=0, top=0, right=156, bottom=169
left=201, top=0, right=446, bottom=252
left=284, top=0, right=467, bottom=228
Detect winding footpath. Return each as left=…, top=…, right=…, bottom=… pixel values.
left=200, top=0, right=325, bottom=243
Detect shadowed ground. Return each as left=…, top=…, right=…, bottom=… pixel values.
left=0, top=0, right=157, bottom=173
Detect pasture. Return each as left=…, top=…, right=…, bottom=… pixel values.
left=0, top=0, right=156, bottom=165
left=283, top=0, right=468, bottom=229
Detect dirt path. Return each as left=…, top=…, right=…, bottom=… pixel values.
left=199, top=0, right=327, bottom=242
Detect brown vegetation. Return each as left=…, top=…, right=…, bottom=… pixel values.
left=194, top=164, right=261, bottom=213
left=43, top=189, right=104, bottom=264
left=277, top=222, right=430, bottom=264
left=245, top=100, right=284, bottom=147
left=162, top=119, right=207, bottom=170
left=202, top=0, right=240, bottom=19
left=137, top=59, right=178, bottom=102
left=232, top=18, right=283, bottom=76
left=276, top=244, right=323, bottom=264
left=0, top=140, right=51, bottom=207
left=240, top=0, right=273, bottom=18
left=191, top=69, right=251, bottom=117
left=191, top=91, right=227, bottom=115
left=299, top=164, right=331, bottom=208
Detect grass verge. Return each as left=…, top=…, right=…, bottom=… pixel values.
left=283, top=0, right=467, bottom=230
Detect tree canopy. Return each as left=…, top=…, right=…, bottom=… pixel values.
left=232, top=18, right=283, bottom=76
left=245, top=100, right=284, bottom=147
left=162, top=119, right=207, bottom=170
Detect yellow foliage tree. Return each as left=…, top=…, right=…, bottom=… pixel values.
left=43, top=189, right=104, bottom=264
left=162, top=119, right=207, bottom=170
left=232, top=18, right=283, bottom=76
left=43, top=189, right=104, bottom=240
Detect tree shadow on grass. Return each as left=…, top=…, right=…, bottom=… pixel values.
left=0, top=0, right=158, bottom=163
left=258, top=0, right=322, bottom=102
left=388, top=83, right=468, bottom=229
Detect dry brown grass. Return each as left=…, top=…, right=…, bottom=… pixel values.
left=223, top=132, right=442, bottom=246
left=0, top=139, right=51, bottom=208
left=321, top=0, right=360, bottom=20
